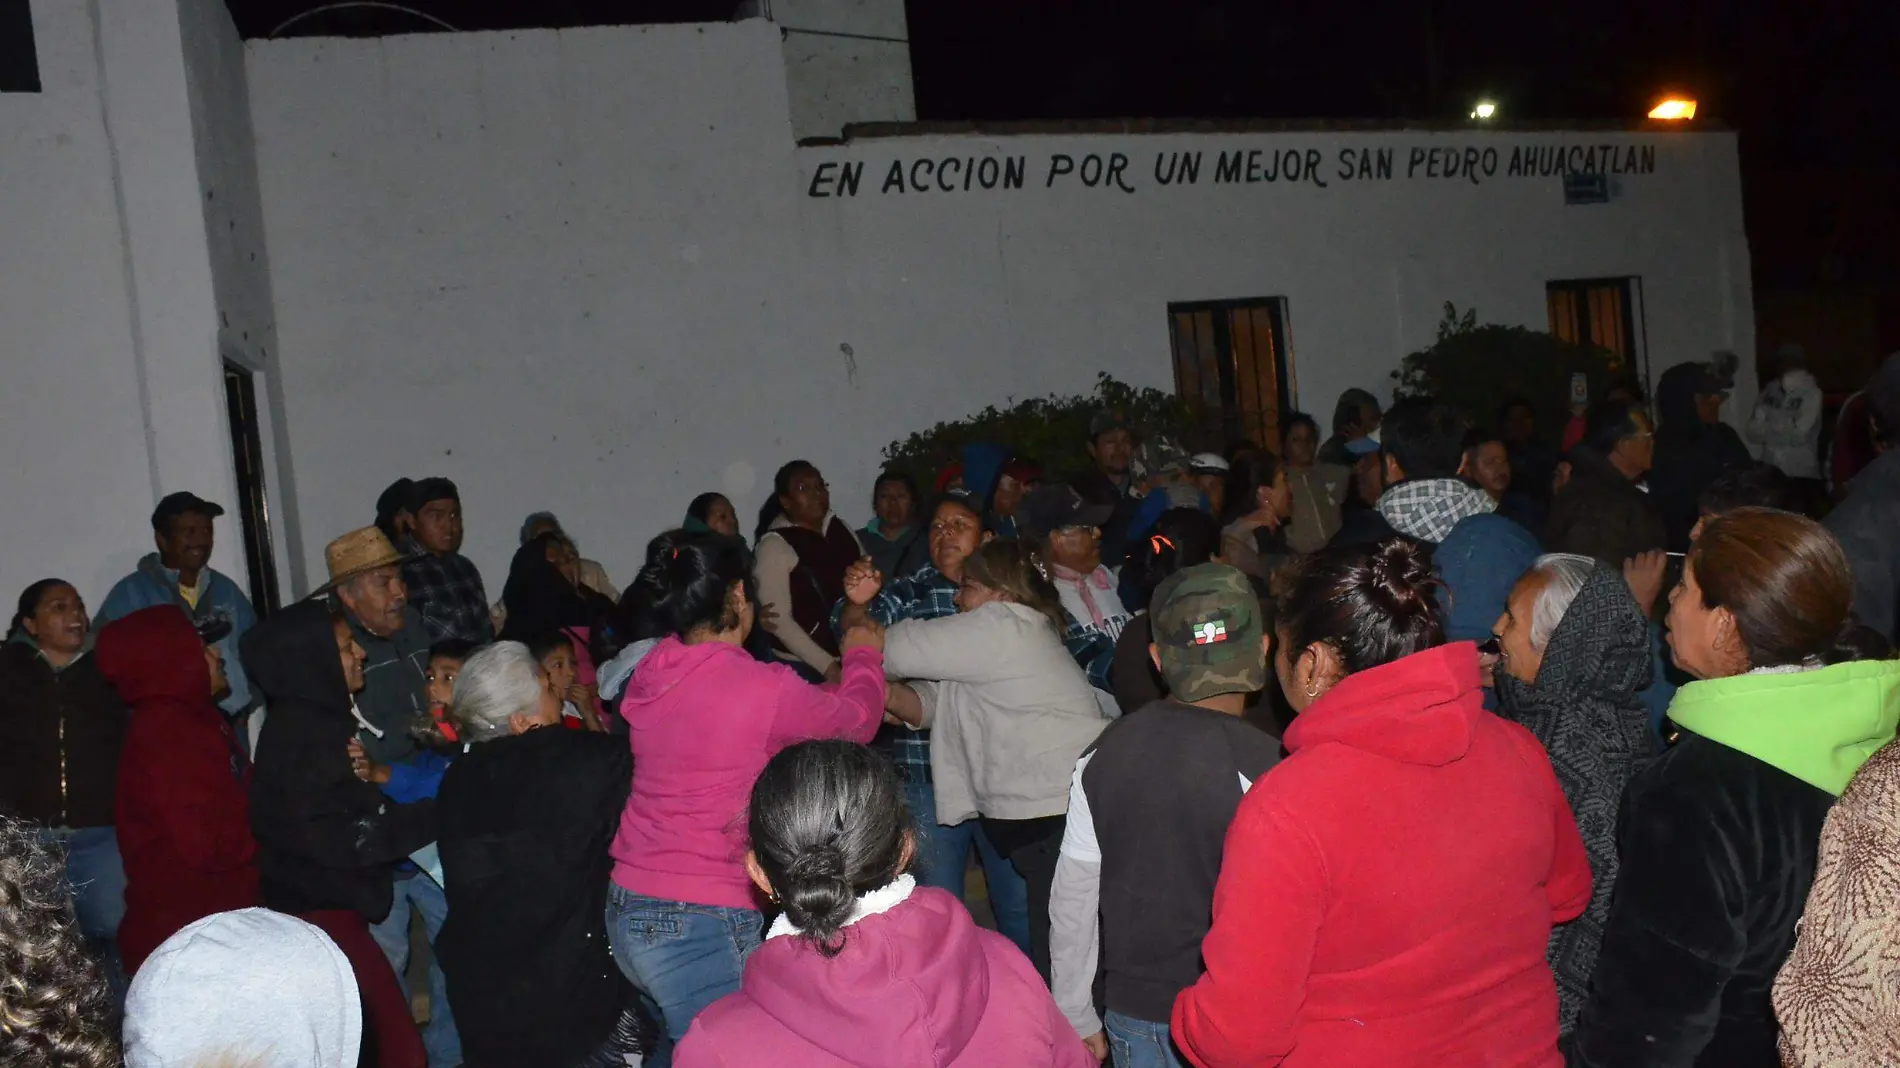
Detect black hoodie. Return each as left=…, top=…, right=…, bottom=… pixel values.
left=243, top=600, right=436, bottom=920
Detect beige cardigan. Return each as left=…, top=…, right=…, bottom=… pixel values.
left=885, top=602, right=1108, bottom=825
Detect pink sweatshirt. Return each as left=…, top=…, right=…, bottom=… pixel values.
left=611, top=638, right=886, bottom=909
left=676, top=887, right=1095, bottom=1068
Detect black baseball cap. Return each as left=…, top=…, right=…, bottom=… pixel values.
left=151, top=492, right=225, bottom=532
left=1017, top=484, right=1115, bottom=541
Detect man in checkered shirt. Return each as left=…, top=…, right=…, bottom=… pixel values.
left=399, top=478, right=495, bottom=645
left=833, top=487, right=1033, bottom=954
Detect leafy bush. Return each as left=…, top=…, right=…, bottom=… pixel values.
left=1393, top=303, right=1627, bottom=441
left=880, top=373, right=1200, bottom=485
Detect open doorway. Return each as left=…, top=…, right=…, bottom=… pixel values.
left=223, top=363, right=280, bottom=614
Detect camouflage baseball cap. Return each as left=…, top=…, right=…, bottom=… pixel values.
left=1151, top=564, right=1267, bottom=702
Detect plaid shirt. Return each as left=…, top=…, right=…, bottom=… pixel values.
left=401, top=542, right=495, bottom=645
left=831, top=566, right=959, bottom=784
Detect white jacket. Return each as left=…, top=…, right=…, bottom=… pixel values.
left=885, top=601, right=1109, bottom=824
left=1749, top=368, right=1824, bottom=479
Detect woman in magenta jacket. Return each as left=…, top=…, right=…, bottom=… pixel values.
left=1172, top=539, right=1591, bottom=1068
left=606, top=531, right=888, bottom=1064
left=676, top=740, right=1092, bottom=1068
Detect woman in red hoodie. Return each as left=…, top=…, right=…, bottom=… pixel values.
left=1171, top=538, right=1591, bottom=1068
left=93, top=605, right=258, bottom=977
left=676, top=739, right=1092, bottom=1068
left=607, top=531, right=889, bottom=1063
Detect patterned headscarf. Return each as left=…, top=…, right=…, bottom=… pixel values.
left=1496, top=563, right=1659, bottom=1032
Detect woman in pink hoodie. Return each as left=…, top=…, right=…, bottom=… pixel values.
left=608, top=532, right=889, bottom=1063
left=676, top=739, right=1093, bottom=1068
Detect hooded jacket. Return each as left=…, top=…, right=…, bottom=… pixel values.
left=95, top=606, right=258, bottom=976
left=1826, top=448, right=1900, bottom=642
left=98, top=553, right=258, bottom=716
left=611, top=637, right=885, bottom=910
left=1495, top=566, right=1659, bottom=1032
left=244, top=600, right=437, bottom=921
left=1748, top=368, right=1824, bottom=479
left=1369, top=478, right=1544, bottom=643
left=436, top=727, right=633, bottom=1068
left=1568, top=660, right=1900, bottom=1068
left=1172, top=643, right=1591, bottom=1068
left=123, top=908, right=361, bottom=1068
left=1650, top=367, right=1754, bottom=551
left=674, top=885, right=1093, bottom=1068
left=0, top=634, right=127, bottom=828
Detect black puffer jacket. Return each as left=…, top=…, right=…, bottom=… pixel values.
left=436, top=726, right=632, bottom=1068
left=244, top=600, right=436, bottom=920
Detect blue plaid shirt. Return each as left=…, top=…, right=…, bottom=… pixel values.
left=831, top=566, right=958, bottom=784
left=401, top=542, right=495, bottom=645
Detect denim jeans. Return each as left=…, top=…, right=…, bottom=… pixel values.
left=42, top=827, right=128, bottom=1002
left=903, top=779, right=1032, bottom=956
left=1106, top=1010, right=1186, bottom=1068
left=605, top=883, right=763, bottom=1068
left=369, top=872, right=461, bottom=1068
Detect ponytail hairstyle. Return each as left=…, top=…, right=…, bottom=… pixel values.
left=629, top=530, right=757, bottom=639
left=756, top=460, right=819, bottom=542
left=9, top=579, right=71, bottom=641
left=1689, top=507, right=1873, bottom=668
left=1122, top=508, right=1221, bottom=607
left=749, top=740, right=911, bottom=957
left=964, top=539, right=1066, bottom=631
left=1279, top=537, right=1444, bottom=675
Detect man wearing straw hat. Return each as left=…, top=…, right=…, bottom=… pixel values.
left=315, top=524, right=463, bottom=1066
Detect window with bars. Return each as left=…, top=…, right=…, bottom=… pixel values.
left=1547, top=278, right=1637, bottom=362
left=1166, top=298, right=1294, bottom=452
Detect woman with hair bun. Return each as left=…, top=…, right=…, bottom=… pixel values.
left=1172, top=537, right=1591, bottom=1068
left=1570, top=508, right=1900, bottom=1068
left=605, top=531, right=888, bottom=1063
left=673, top=740, right=1093, bottom=1068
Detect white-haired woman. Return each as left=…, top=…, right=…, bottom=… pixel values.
left=1492, top=553, right=1660, bottom=1035
left=431, top=643, right=641, bottom=1067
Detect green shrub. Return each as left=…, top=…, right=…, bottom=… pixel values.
left=1393, top=303, right=1626, bottom=442
left=880, top=373, right=1199, bottom=486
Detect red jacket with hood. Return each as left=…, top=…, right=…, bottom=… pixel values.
left=96, top=605, right=259, bottom=975
left=1172, top=643, right=1591, bottom=1068
left=675, top=886, right=1094, bottom=1068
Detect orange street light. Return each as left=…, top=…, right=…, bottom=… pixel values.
left=1648, top=99, right=1697, bottom=120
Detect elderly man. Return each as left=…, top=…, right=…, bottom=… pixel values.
left=98, top=492, right=258, bottom=723
left=400, top=478, right=493, bottom=645
left=320, top=526, right=462, bottom=1068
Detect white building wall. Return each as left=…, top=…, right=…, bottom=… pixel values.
left=246, top=20, right=1750, bottom=594
left=0, top=0, right=248, bottom=607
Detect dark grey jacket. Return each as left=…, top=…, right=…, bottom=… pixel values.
left=340, top=603, right=432, bottom=765
left=1826, top=449, right=1900, bottom=642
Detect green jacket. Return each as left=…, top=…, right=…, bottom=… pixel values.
left=1669, top=660, right=1900, bottom=795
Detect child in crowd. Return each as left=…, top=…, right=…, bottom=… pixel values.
left=425, top=639, right=477, bottom=744
left=527, top=630, right=592, bottom=730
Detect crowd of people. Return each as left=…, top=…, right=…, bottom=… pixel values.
left=5, top=347, right=1900, bottom=1068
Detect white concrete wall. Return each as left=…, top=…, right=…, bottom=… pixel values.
left=247, top=16, right=1750, bottom=596
left=0, top=0, right=246, bottom=608
left=768, top=0, right=915, bottom=140
left=248, top=20, right=814, bottom=593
